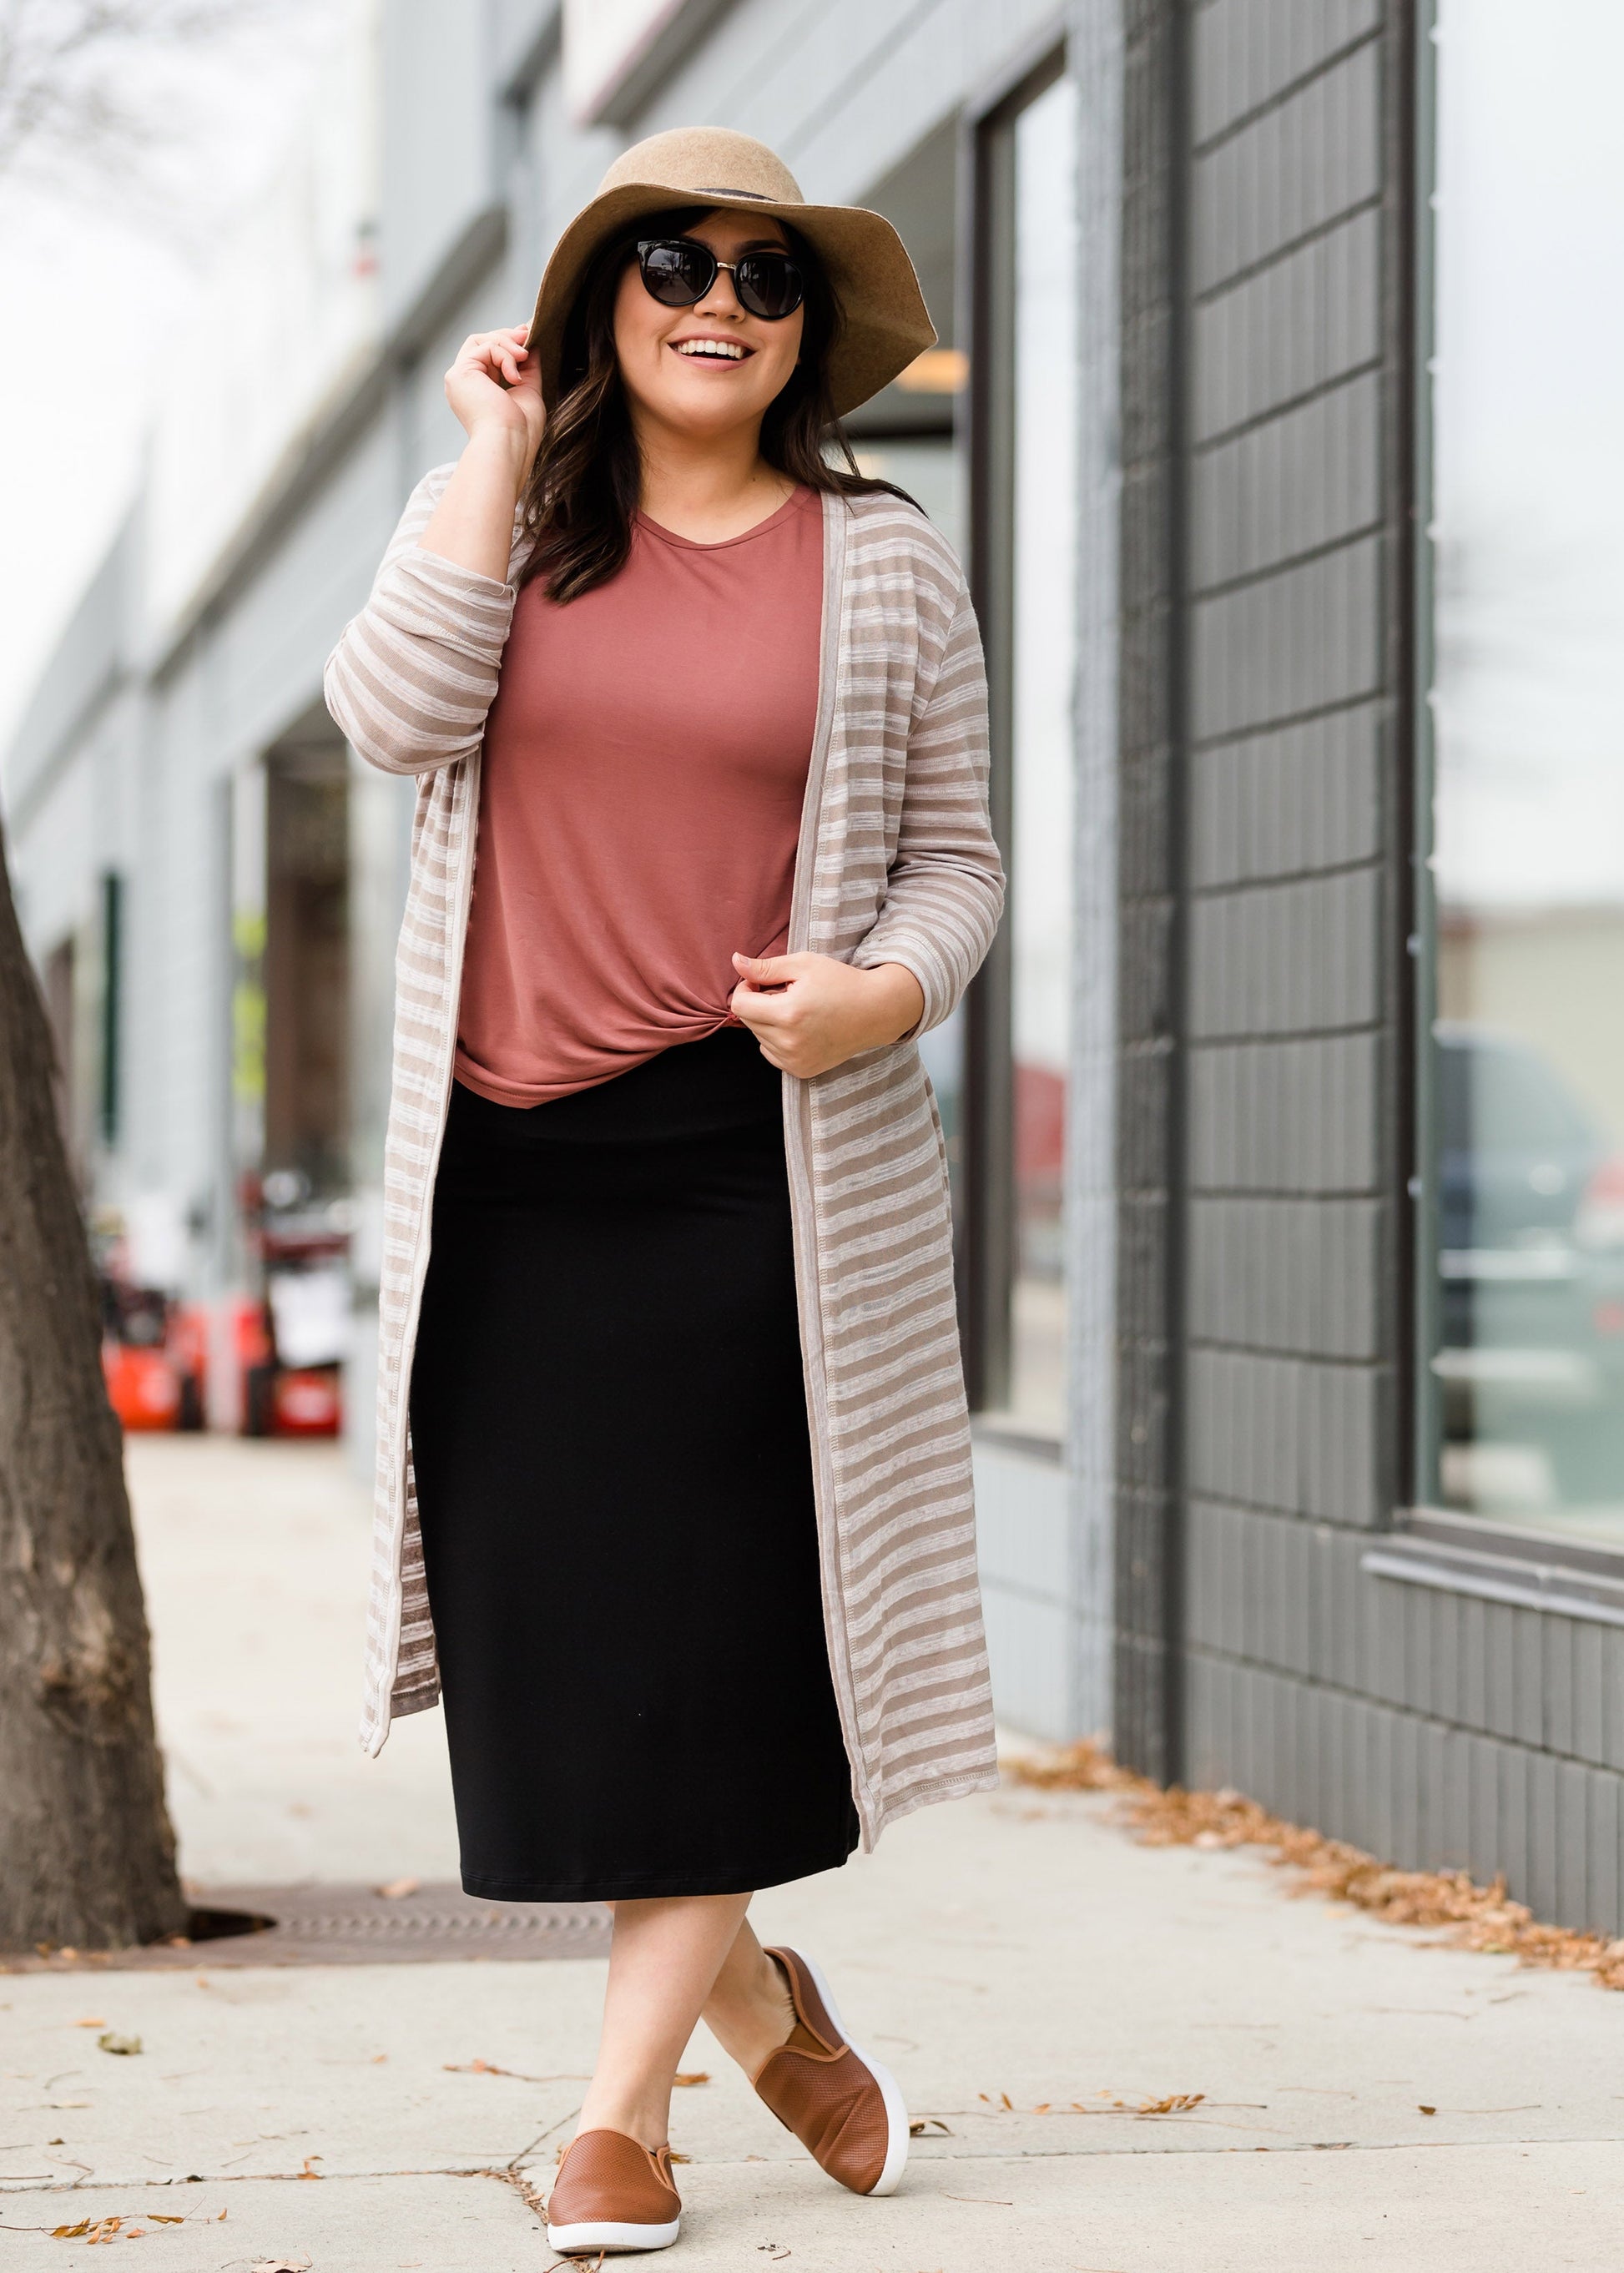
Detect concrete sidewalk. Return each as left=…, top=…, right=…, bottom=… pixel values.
left=3, top=1439, right=1620, bottom=2270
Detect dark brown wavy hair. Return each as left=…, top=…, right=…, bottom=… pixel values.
left=516, top=206, right=916, bottom=602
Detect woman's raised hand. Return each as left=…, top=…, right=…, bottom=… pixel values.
left=418, top=327, right=547, bottom=579
left=444, top=326, right=546, bottom=460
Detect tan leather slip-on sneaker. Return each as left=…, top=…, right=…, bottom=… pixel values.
left=544, top=2129, right=682, bottom=2255
left=752, top=1945, right=909, bottom=2196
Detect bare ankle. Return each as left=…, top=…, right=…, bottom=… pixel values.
left=704, top=1947, right=796, bottom=2079
left=574, top=2088, right=670, bottom=2154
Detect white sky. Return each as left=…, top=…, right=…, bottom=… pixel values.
left=0, top=5, right=341, bottom=753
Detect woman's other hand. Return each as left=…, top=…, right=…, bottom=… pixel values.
left=445, top=325, right=546, bottom=461
left=729, top=953, right=925, bottom=1077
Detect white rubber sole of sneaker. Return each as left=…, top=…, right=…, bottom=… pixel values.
left=784, top=1945, right=910, bottom=2197
left=545, top=2215, right=681, bottom=2255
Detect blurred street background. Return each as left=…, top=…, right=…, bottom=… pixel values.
left=3, top=0, right=1624, bottom=2265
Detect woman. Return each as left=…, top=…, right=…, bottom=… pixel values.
left=325, top=126, right=1003, bottom=2257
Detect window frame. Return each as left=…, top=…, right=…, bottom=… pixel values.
left=959, top=35, right=1071, bottom=1429
left=1405, top=0, right=1624, bottom=1579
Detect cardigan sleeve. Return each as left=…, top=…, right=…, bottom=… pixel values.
left=323, top=464, right=521, bottom=777
left=850, top=577, right=1006, bottom=1036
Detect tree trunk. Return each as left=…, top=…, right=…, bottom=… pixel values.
left=0, top=821, right=186, bottom=1952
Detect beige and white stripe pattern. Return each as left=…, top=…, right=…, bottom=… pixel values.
left=325, top=468, right=1005, bottom=1847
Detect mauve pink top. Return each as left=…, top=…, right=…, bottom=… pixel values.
left=453, top=486, right=823, bottom=1106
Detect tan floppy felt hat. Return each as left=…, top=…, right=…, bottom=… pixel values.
left=524, top=126, right=936, bottom=420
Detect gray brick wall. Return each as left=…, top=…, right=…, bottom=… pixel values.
left=1128, top=0, right=1624, bottom=1935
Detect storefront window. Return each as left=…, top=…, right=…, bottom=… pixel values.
left=968, top=60, right=1078, bottom=1436
left=1006, top=72, right=1077, bottom=1434
left=1423, top=2, right=1624, bottom=1540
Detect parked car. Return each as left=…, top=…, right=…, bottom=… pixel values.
left=1435, top=1021, right=1624, bottom=1500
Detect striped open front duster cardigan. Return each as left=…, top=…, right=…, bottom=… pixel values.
left=324, top=468, right=1006, bottom=1848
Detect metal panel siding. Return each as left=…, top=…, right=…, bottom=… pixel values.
left=1189, top=1197, right=1380, bottom=1358
left=1191, top=535, right=1382, bottom=741
left=1467, top=1732, right=1500, bottom=1890
left=1604, top=1642, right=1624, bottom=1775
left=1557, top=1761, right=1592, bottom=1935
left=1193, top=209, right=1380, bottom=441
left=1188, top=869, right=1380, bottom=1039
left=1183, top=1498, right=1624, bottom=1923
left=1484, top=1601, right=1518, bottom=1744
left=1190, top=1035, right=1380, bottom=1192
left=1192, top=0, right=1381, bottom=144
left=1546, top=1615, right=1576, bottom=1762
left=1526, top=1751, right=1560, bottom=1925
left=1514, top=1608, right=1546, bottom=1751
left=1424, top=1716, right=1462, bottom=1870
left=1587, top=1773, right=1621, bottom=1942
left=1191, top=703, right=1382, bottom=887
left=1573, top=1622, right=1606, bottom=1767
left=1459, top=1590, right=1489, bottom=1734
left=1192, top=370, right=1381, bottom=589
left=1191, top=43, right=1381, bottom=293
left=1186, top=1350, right=1379, bottom=1521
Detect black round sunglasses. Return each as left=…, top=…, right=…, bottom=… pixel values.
left=636, top=236, right=804, bottom=322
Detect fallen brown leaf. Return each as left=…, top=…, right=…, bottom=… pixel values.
left=250, top=2260, right=312, bottom=2272
left=71, top=2018, right=104, bottom=2029
left=96, top=2031, right=141, bottom=2056
left=443, top=2058, right=587, bottom=2084
left=149, top=2216, right=184, bottom=2225
left=909, top=2117, right=952, bottom=2136
left=1419, top=2104, right=1436, bottom=2115
left=673, top=2071, right=709, bottom=2087
left=296, top=2155, right=322, bottom=2180
left=376, top=1877, right=419, bottom=1900
left=1008, top=1743, right=1624, bottom=1992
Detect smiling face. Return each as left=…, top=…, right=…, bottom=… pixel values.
left=611, top=209, right=806, bottom=444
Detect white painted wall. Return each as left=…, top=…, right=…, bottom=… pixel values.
left=143, top=0, right=383, bottom=643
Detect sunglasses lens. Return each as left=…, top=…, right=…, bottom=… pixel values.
left=638, top=240, right=712, bottom=306
left=734, top=255, right=803, bottom=320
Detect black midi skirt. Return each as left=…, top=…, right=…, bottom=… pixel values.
left=409, top=1024, right=860, bottom=1902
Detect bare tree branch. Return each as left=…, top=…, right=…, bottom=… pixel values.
left=0, top=0, right=288, bottom=237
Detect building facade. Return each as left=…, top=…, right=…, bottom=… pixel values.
left=8, top=0, right=1624, bottom=1934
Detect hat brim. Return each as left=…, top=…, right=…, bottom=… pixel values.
left=525, top=184, right=936, bottom=421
